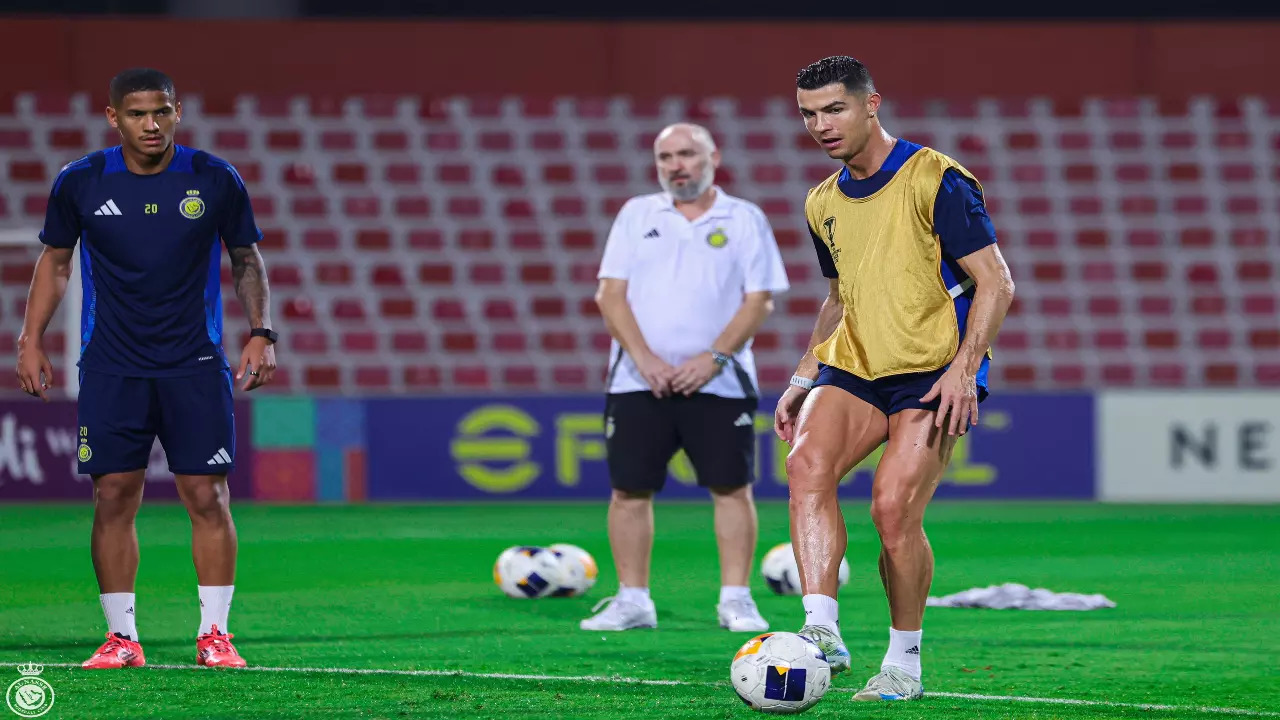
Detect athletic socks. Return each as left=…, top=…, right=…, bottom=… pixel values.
left=882, top=626, right=923, bottom=679
left=617, top=585, right=652, bottom=607
left=100, top=592, right=137, bottom=640
left=198, top=585, right=235, bottom=636
left=719, top=586, right=751, bottom=604
left=801, top=594, right=839, bottom=634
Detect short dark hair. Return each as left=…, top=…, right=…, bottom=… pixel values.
left=109, top=68, right=176, bottom=107
left=796, top=56, right=875, bottom=95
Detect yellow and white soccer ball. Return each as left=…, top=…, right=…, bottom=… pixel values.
left=548, top=543, right=599, bottom=597
left=493, top=546, right=562, bottom=599
left=731, top=631, right=831, bottom=713
left=760, top=542, right=849, bottom=596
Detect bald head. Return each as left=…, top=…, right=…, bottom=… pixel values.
left=653, top=123, right=720, bottom=203
left=653, top=123, right=718, bottom=154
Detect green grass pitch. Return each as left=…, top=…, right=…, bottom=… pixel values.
left=0, top=501, right=1276, bottom=719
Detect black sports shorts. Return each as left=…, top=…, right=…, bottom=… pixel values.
left=604, top=391, right=757, bottom=493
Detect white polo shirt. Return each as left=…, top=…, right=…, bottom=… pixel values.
left=597, top=187, right=790, bottom=399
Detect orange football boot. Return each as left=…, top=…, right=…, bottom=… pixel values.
left=196, top=625, right=247, bottom=668
left=82, top=633, right=146, bottom=669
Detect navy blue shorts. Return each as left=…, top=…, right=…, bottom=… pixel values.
left=814, top=359, right=990, bottom=417
left=77, top=369, right=236, bottom=477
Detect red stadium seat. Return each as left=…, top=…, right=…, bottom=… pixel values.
left=530, top=131, right=566, bottom=151
left=391, top=331, right=428, bottom=353
left=404, top=365, right=443, bottom=389
left=1150, top=364, right=1187, bottom=386
left=354, top=366, right=391, bottom=389
left=454, top=366, right=491, bottom=389
left=342, top=331, right=378, bottom=353
left=1101, top=364, right=1135, bottom=385
left=0, top=130, right=32, bottom=149
left=483, top=299, right=517, bottom=321
left=305, top=365, right=342, bottom=389
left=331, top=298, right=368, bottom=321
left=502, top=365, right=540, bottom=388
left=432, top=300, right=466, bottom=322
left=492, top=332, right=527, bottom=352
left=443, top=332, right=478, bottom=352
left=290, top=330, right=328, bottom=353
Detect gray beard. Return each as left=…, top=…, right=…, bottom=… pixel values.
left=662, top=173, right=713, bottom=202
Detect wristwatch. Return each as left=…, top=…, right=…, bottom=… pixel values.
left=710, top=350, right=731, bottom=368
left=250, top=327, right=279, bottom=344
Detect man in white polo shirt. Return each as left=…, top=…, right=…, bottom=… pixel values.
left=581, top=123, right=790, bottom=633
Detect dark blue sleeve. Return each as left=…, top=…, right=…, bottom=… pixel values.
left=216, top=162, right=262, bottom=248
left=934, top=169, right=997, bottom=260
left=809, top=225, right=838, bottom=278
left=38, top=169, right=82, bottom=249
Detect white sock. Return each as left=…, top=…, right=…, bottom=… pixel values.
left=198, top=585, right=235, bottom=636
left=719, top=585, right=751, bottom=604
left=616, top=585, right=652, bottom=607
left=882, top=627, right=923, bottom=679
left=802, top=594, right=839, bottom=634
left=100, top=593, right=137, bottom=640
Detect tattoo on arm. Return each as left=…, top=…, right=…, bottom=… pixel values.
left=228, top=245, right=271, bottom=328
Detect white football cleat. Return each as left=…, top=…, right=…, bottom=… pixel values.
left=718, top=597, right=769, bottom=632
left=579, top=596, right=657, bottom=631
left=852, top=666, right=924, bottom=701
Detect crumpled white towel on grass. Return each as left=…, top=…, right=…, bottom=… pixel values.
left=926, top=582, right=1116, bottom=610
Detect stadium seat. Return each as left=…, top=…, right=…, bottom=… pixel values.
left=3, top=91, right=1278, bottom=393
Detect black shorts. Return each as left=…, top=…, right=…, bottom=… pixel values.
left=604, top=392, right=757, bottom=493
left=814, top=359, right=990, bottom=417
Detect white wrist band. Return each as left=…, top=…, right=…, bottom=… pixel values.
left=790, top=375, right=815, bottom=390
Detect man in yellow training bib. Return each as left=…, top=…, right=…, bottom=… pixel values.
left=775, top=56, right=1017, bottom=702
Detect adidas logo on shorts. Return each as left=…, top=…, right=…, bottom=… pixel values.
left=206, top=448, right=232, bottom=465
left=733, top=412, right=752, bottom=427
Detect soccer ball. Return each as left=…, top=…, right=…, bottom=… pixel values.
left=761, top=543, right=849, bottom=596
left=731, top=632, right=831, bottom=713
left=493, top=546, right=562, bottom=599
left=548, top=543, right=599, bottom=597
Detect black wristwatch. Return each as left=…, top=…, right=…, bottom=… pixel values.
left=250, top=327, right=279, bottom=344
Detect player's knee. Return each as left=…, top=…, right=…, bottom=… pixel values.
left=182, top=480, right=231, bottom=523
left=869, top=493, right=919, bottom=547
left=785, top=444, right=839, bottom=494
left=92, top=477, right=144, bottom=517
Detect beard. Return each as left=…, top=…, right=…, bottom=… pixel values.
left=660, top=169, right=714, bottom=202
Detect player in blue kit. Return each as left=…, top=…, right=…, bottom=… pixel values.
left=14, top=68, right=278, bottom=669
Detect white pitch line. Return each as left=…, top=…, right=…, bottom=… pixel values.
left=924, top=691, right=1280, bottom=717
left=3, top=662, right=1276, bottom=717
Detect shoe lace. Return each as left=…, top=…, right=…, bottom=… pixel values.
left=798, top=624, right=839, bottom=647
left=199, top=629, right=237, bottom=654
left=97, top=633, right=128, bottom=655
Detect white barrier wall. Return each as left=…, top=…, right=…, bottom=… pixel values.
left=1099, top=392, right=1280, bottom=502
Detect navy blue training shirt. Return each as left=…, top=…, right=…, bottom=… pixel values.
left=39, top=145, right=262, bottom=377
